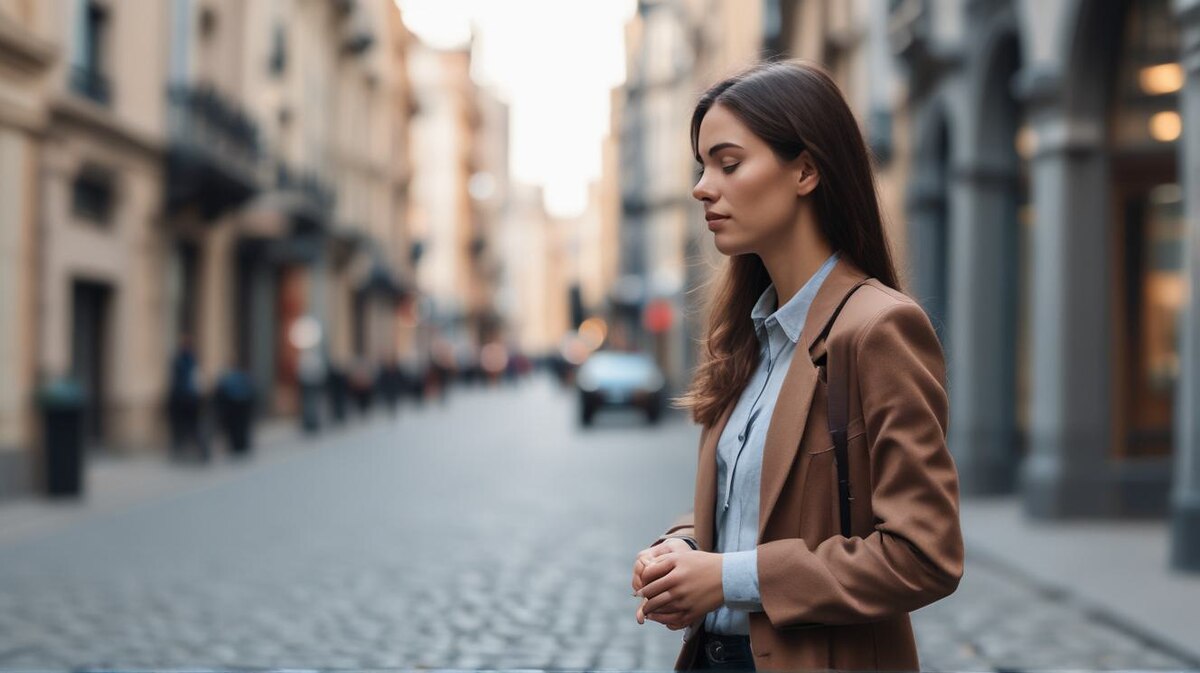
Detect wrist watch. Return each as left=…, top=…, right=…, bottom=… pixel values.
left=674, top=536, right=700, bottom=550
left=654, top=534, right=700, bottom=550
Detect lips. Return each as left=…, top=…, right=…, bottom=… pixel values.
left=705, top=213, right=729, bottom=233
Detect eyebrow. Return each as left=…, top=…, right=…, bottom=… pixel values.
left=705, top=142, right=743, bottom=158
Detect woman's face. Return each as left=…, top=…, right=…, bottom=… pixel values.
left=692, top=103, right=812, bottom=257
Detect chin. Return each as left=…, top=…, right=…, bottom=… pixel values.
left=712, top=234, right=750, bottom=257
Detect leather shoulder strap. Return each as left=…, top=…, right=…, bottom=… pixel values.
left=817, top=278, right=872, bottom=538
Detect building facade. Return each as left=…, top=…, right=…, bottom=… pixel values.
left=406, top=36, right=506, bottom=374
left=0, top=0, right=420, bottom=499
left=34, top=0, right=171, bottom=456
left=777, top=0, right=1200, bottom=570
left=617, top=0, right=766, bottom=394
left=0, top=0, right=56, bottom=495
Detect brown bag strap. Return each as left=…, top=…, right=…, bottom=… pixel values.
left=814, top=278, right=872, bottom=538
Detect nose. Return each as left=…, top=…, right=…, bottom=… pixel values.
left=692, top=171, right=716, bottom=203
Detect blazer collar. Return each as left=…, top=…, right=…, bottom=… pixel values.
left=800, top=255, right=871, bottom=357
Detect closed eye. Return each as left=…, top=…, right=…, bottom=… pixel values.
left=694, top=163, right=740, bottom=180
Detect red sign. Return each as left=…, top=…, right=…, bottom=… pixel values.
left=643, top=299, right=674, bottom=334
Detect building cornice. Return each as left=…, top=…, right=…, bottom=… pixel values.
left=0, top=16, right=56, bottom=75
left=0, top=97, right=48, bottom=134
left=48, top=93, right=163, bottom=160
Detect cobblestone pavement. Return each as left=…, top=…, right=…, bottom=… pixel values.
left=0, top=374, right=1193, bottom=670
left=912, top=552, right=1195, bottom=671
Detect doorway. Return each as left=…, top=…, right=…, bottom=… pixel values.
left=1106, top=0, right=1182, bottom=460
left=71, top=279, right=112, bottom=449
left=1112, top=161, right=1182, bottom=458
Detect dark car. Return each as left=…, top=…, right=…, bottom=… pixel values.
left=576, top=351, right=666, bottom=426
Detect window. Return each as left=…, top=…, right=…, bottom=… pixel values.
left=198, top=5, right=217, bottom=39
left=71, top=0, right=110, bottom=104
left=269, top=22, right=287, bottom=76
left=1110, top=0, right=1181, bottom=149
left=72, top=165, right=115, bottom=224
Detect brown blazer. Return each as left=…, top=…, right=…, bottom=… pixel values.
left=655, top=257, right=964, bottom=672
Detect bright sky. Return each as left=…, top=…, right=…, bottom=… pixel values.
left=396, top=0, right=638, bottom=218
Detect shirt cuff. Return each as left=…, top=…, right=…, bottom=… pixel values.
left=721, top=549, right=762, bottom=610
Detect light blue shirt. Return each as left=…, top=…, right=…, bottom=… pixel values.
left=705, top=251, right=839, bottom=636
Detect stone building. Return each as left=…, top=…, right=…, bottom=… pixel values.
left=773, top=0, right=1200, bottom=570
left=406, top=36, right=505, bottom=372
left=0, top=0, right=57, bottom=495
left=0, top=0, right=418, bottom=498
left=617, top=0, right=766, bottom=393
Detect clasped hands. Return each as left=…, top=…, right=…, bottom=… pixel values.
left=631, top=537, right=724, bottom=630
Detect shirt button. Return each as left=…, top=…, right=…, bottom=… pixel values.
left=737, top=433, right=745, bottom=442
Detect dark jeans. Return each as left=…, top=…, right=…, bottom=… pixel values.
left=699, top=633, right=756, bottom=671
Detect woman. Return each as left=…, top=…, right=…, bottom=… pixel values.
left=630, top=59, right=964, bottom=672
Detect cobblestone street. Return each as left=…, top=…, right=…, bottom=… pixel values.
left=0, top=374, right=1193, bottom=670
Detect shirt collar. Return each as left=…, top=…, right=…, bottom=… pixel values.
left=751, top=251, right=841, bottom=344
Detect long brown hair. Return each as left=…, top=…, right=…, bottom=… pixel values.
left=674, top=59, right=900, bottom=427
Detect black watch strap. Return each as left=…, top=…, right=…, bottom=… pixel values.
left=675, top=536, right=700, bottom=550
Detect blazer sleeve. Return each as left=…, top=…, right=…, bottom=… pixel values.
left=757, top=300, right=964, bottom=627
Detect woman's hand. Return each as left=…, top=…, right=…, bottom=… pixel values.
left=636, top=550, right=724, bottom=630
left=632, top=538, right=692, bottom=593
left=632, top=538, right=693, bottom=628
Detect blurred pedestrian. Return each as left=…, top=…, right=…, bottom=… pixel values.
left=326, top=362, right=349, bottom=424
left=348, top=356, right=376, bottom=414
left=631, top=60, right=963, bottom=672
left=297, top=347, right=325, bottom=434
left=379, top=356, right=402, bottom=416
left=428, top=337, right=455, bottom=404
left=167, top=333, right=208, bottom=462
left=214, top=369, right=255, bottom=456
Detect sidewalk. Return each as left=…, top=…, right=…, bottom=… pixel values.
left=0, top=415, right=369, bottom=546
left=961, top=497, right=1200, bottom=665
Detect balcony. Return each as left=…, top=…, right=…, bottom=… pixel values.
left=70, top=65, right=111, bottom=106
left=272, top=162, right=337, bottom=233
left=165, top=84, right=262, bottom=220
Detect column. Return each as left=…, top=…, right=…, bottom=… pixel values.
left=947, top=161, right=1022, bottom=495
left=905, top=174, right=950, bottom=347
left=1170, top=0, right=1200, bottom=571
left=1015, top=65, right=1118, bottom=517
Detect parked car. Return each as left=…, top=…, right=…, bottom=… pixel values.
left=575, top=351, right=666, bottom=426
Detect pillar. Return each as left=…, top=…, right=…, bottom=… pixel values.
left=1015, top=65, right=1118, bottom=517
left=1170, top=0, right=1200, bottom=571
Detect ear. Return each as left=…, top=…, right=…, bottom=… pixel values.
left=794, top=150, right=820, bottom=197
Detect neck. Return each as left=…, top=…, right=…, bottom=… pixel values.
left=757, top=210, right=834, bottom=307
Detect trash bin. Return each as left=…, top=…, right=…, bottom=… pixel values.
left=215, top=370, right=255, bottom=455
left=37, top=378, right=86, bottom=497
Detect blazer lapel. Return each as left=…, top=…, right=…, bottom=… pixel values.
left=694, top=402, right=732, bottom=553
left=757, top=256, right=870, bottom=540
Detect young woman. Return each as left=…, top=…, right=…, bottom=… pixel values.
left=630, top=60, right=964, bottom=672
